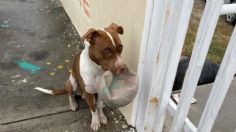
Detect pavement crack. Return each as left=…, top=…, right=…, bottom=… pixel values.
left=1, top=106, right=89, bottom=126
left=1, top=110, right=71, bottom=126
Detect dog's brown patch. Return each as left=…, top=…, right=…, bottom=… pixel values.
left=82, top=23, right=124, bottom=74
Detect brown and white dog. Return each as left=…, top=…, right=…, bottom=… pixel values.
left=35, top=23, right=126, bottom=131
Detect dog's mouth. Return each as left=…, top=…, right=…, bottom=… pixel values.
left=113, top=67, right=127, bottom=75
left=101, top=65, right=127, bottom=75
left=113, top=70, right=121, bottom=75
left=102, top=68, right=121, bottom=75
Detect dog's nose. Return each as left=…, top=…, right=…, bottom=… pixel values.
left=118, top=63, right=127, bottom=73
left=115, top=56, right=126, bottom=74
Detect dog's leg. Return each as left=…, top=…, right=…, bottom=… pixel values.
left=66, top=78, right=78, bottom=111
left=85, top=91, right=100, bottom=131
left=97, top=95, right=107, bottom=124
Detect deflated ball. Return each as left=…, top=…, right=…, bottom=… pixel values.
left=95, top=68, right=138, bottom=108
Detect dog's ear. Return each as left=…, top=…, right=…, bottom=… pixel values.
left=81, top=28, right=99, bottom=45
left=108, top=23, right=124, bottom=35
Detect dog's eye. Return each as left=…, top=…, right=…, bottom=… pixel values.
left=117, top=45, right=123, bottom=52
left=102, top=48, right=113, bottom=56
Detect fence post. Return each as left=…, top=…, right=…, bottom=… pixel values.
left=131, top=0, right=156, bottom=130
left=197, top=26, right=236, bottom=132
left=171, top=1, right=224, bottom=131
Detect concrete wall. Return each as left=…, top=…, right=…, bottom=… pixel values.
left=60, top=0, right=146, bottom=71
left=60, top=0, right=146, bottom=122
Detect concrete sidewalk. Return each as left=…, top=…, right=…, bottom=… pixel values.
left=188, top=79, right=236, bottom=132
left=0, top=0, right=130, bottom=131
left=163, top=79, right=236, bottom=132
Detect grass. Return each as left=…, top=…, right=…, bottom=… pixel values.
left=183, top=0, right=234, bottom=64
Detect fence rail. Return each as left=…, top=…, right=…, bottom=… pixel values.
left=131, top=0, right=236, bottom=132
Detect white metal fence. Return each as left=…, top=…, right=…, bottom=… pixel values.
left=131, top=0, right=236, bottom=131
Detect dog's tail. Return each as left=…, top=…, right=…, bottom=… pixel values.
left=34, top=87, right=67, bottom=95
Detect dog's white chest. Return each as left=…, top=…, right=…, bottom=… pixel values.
left=79, top=43, right=103, bottom=93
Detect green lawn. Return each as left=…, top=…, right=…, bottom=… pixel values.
left=183, top=2, right=234, bottom=64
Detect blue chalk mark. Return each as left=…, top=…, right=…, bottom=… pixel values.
left=15, top=60, right=42, bottom=73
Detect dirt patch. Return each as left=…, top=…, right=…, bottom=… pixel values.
left=28, top=50, right=50, bottom=61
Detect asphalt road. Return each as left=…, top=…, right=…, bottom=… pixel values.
left=0, top=0, right=128, bottom=131
left=0, top=0, right=235, bottom=131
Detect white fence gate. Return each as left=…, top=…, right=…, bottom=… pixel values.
left=131, top=0, right=236, bottom=131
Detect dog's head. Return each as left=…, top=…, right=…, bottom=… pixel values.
left=81, top=23, right=126, bottom=75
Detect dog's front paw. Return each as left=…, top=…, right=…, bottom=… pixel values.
left=99, top=115, right=107, bottom=124
left=91, top=121, right=100, bottom=131
left=69, top=101, right=78, bottom=111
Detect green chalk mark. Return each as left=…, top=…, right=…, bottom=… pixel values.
left=16, top=60, right=42, bottom=73
left=0, top=23, right=9, bottom=28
